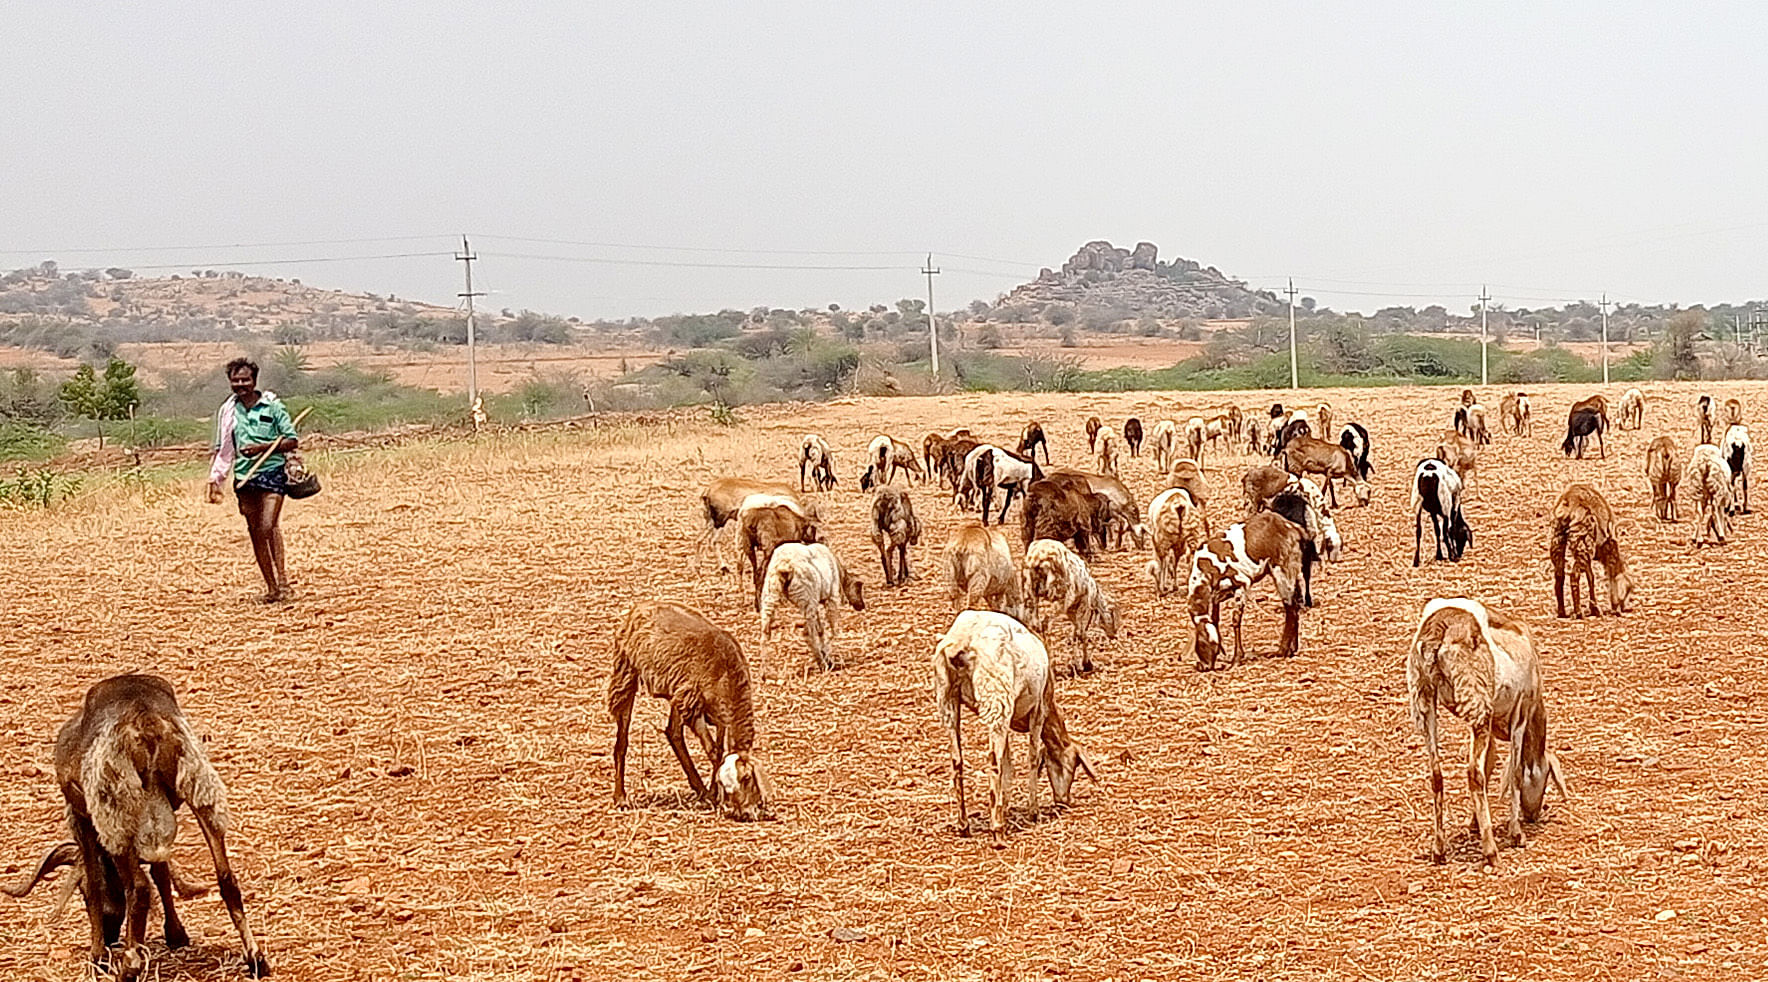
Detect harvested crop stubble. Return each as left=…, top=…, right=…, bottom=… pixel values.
left=0, top=382, right=1765, bottom=980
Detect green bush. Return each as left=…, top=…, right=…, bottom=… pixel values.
left=0, top=422, right=65, bottom=462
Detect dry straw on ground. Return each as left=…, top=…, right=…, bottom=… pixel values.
left=1, top=381, right=1765, bottom=980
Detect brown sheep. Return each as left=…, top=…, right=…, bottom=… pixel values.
left=1436, top=429, right=1478, bottom=494
left=944, top=522, right=1025, bottom=620
left=1241, top=463, right=1292, bottom=517
left=738, top=500, right=819, bottom=610
left=1123, top=417, right=1144, bottom=457
left=1020, top=473, right=1111, bottom=559
left=1280, top=435, right=1371, bottom=508
left=609, top=602, right=768, bottom=821
left=1165, top=457, right=1210, bottom=510
left=1084, top=416, right=1102, bottom=453
left=1052, top=468, right=1147, bottom=549
left=870, top=487, right=922, bottom=586
left=1550, top=484, right=1633, bottom=618
left=1646, top=435, right=1680, bottom=521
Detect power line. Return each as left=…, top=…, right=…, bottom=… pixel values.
left=475, top=251, right=915, bottom=271
left=110, top=251, right=454, bottom=271
left=470, top=233, right=924, bottom=258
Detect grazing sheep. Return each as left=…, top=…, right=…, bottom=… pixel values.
left=1094, top=427, right=1118, bottom=476
left=1263, top=487, right=1335, bottom=608
left=1, top=674, right=269, bottom=981
left=1338, top=422, right=1373, bottom=480
left=1244, top=468, right=1341, bottom=565
left=1724, top=397, right=1744, bottom=428
left=610, top=602, right=768, bottom=821
left=1696, top=394, right=1717, bottom=445
left=1561, top=407, right=1606, bottom=459
left=1723, top=423, right=1752, bottom=513
left=1412, top=458, right=1471, bottom=565
left=870, top=486, right=922, bottom=586
left=1620, top=388, right=1645, bottom=430
left=1435, top=429, right=1479, bottom=494
left=932, top=610, right=1097, bottom=841
left=1054, top=468, right=1147, bottom=549
left=1187, top=512, right=1307, bottom=670
left=1150, top=418, right=1180, bottom=472
left=1024, top=539, right=1120, bottom=675
left=1645, top=436, right=1681, bottom=521
left=1280, top=435, right=1371, bottom=508
left=1184, top=416, right=1208, bottom=467
left=1165, top=458, right=1210, bottom=510
left=923, top=429, right=970, bottom=487
left=1146, top=487, right=1207, bottom=596
left=945, top=522, right=1026, bottom=620
left=1123, top=417, right=1144, bottom=457
left=1241, top=463, right=1292, bottom=517
left=959, top=444, right=1044, bottom=525
left=1017, top=421, right=1050, bottom=465
left=1550, top=484, right=1633, bottom=618
left=1407, top=599, right=1567, bottom=866
left=1571, top=394, right=1609, bottom=431
left=759, top=542, right=866, bottom=673
left=737, top=499, right=820, bottom=610
left=1467, top=404, right=1491, bottom=445
left=1686, top=443, right=1735, bottom=547
left=1021, top=473, right=1111, bottom=559
left=799, top=434, right=837, bottom=492
left=1084, top=416, right=1102, bottom=454
left=861, top=434, right=925, bottom=489
left=938, top=435, right=983, bottom=491
left=699, top=477, right=806, bottom=571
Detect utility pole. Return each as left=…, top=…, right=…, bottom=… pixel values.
left=456, top=235, right=485, bottom=407
left=1285, top=278, right=1299, bottom=390
left=1479, top=285, right=1490, bottom=387
left=1600, top=293, right=1611, bottom=386
left=922, top=255, right=941, bottom=376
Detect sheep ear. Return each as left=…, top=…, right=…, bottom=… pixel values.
left=1076, top=752, right=1099, bottom=783
left=1544, top=752, right=1569, bottom=799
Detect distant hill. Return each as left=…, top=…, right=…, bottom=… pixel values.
left=998, top=241, right=1285, bottom=320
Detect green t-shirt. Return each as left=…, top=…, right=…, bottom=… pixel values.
left=230, top=396, right=297, bottom=480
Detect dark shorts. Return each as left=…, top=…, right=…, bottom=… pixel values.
left=235, top=466, right=287, bottom=507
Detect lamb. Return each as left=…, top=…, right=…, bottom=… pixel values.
left=1550, top=484, right=1633, bottom=618
left=1337, top=422, right=1373, bottom=480
left=610, top=602, right=768, bottom=821
left=1561, top=407, right=1606, bottom=459
left=737, top=499, right=820, bottom=609
left=1723, top=423, right=1752, bottom=513
left=1724, top=397, right=1744, bottom=428
left=869, top=486, right=922, bottom=586
left=1084, top=416, right=1102, bottom=454
left=1094, top=427, right=1118, bottom=476
left=1646, top=436, right=1681, bottom=521
left=1187, top=511, right=1307, bottom=670
left=1696, top=394, right=1717, bottom=445
left=1620, top=388, right=1645, bottom=430
left=1686, top=443, right=1735, bottom=547
left=1436, top=429, right=1479, bottom=493
left=932, top=610, right=1097, bottom=842
left=1145, top=487, right=1207, bottom=596
left=1280, top=435, right=1371, bottom=508
left=3, top=674, right=268, bottom=980
left=959, top=444, right=1043, bottom=525
left=1017, top=421, right=1050, bottom=465
left=798, top=434, right=837, bottom=492
left=1024, top=539, right=1120, bottom=675
left=944, top=522, right=1026, bottom=621
left=1412, top=458, right=1472, bottom=565
left=1054, top=467, right=1147, bottom=549
left=861, top=434, right=925, bottom=489
left=1123, top=417, right=1144, bottom=457
left=1150, top=418, right=1180, bottom=472
left=1406, top=599, right=1567, bottom=866
left=758, top=542, right=866, bottom=673
left=1020, top=473, right=1111, bottom=559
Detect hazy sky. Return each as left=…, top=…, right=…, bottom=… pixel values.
left=4, top=3, right=1763, bottom=320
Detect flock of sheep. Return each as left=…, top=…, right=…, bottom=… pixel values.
left=4, top=384, right=1754, bottom=979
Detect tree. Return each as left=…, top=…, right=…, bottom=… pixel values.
left=58, top=358, right=140, bottom=448
left=1664, top=311, right=1703, bottom=380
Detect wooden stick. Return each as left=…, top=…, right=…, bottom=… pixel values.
left=235, top=406, right=313, bottom=488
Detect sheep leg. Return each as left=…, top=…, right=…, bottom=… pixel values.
left=609, top=664, right=639, bottom=807
left=996, top=487, right=1016, bottom=526
left=1229, top=595, right=1247, bottom=667
left=1551, top=544, right=1568, bottom=617
left=1027, top=700, right=1048, bottom=823
left=1467, top=724, right=1498, bottom=866
left=1581, top=554, right=1601, bottom=618
left=946, top=703, right=970, bottom=837
left=1413, top=507, right=1424, bottom=567
left=111, top=857, right=151, bottom=982
left=1424, top=702, right=1448, bottom=863
left=898, top=542, right=913, bottom=583
left=67, top=812, right=114, bottom=966
left=990, top=723, right=1012, bottom=846
left=190, top=801, right=269, bottom=977
left=821, top=602, right=841, bottom=670
left=148, top=862, right=191, bottom=949
left=663, top=704, right=711, bottom=802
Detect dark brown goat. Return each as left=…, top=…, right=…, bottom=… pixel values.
left=1084, top=416, right=1102, bottom=453
left=1021, top=473, right=1111, bottom=559
left=1123, top=417, right=1144, bottom=457
left=1017, top=421, right=1050, bottom=465
left=738, top=501, right=819, bottom=610
left=870, top=487, right=922, bottom=586
left=3, top=675, right=268, bottom=980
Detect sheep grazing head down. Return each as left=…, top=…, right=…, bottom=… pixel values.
left=1042, top=742, right=1099, bottom=808
left=715, top=752, right=770, bottom=821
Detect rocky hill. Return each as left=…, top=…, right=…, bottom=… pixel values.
left=1001, top=241, right=1285, bottom=319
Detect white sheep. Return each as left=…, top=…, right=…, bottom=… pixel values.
left=758, top=542, right=866, bottom=674
left=799, top=434, right=837, bottom=492
left=932, top=609, right=1096, bottom=842
left=1023, top=538, right=1120, bottom=675
left=1184, top=416, right=1206, bottom=466
left=1150, top=418, right=1179, bottom=472
left=1146, top=487, right=1206, bottom=596
left=1686, top=443, right=1735, bottom=546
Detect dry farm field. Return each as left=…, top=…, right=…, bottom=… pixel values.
left=2, top=381, right=1767, bottom=981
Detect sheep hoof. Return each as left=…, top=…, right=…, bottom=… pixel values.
left=246, top=951, right=273, bottom=977
left=165, top=924, right=190, bottom=949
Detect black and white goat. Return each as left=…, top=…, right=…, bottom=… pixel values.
left=1723, top=424, right=1752, bottom=514
left=1411, top=458, right=1472, bottom=565
left=1337, top=422, right=1372, bottom=481
left=958, top=444, right=1043, bottom=525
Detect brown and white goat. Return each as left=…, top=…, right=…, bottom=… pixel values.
left=759, top=542, right=866, bottom=673
left=1280, top=435, right=1371, bottom=508
left=737, top=499, right=820, bottom=609
left=862, top=434, right=925, bottom=488
left=1186, top=512, right=1307, bottom=670
left=944, top=522, right=1026, bottom=621
left=1146, top=487, right=1207, bottom=597
left=799, top=434, right=837, bottom=492
left=1645, top=435, right=1680, bottom=521
left=610, top=602, right=768, bottom=821
left=3, top=674, right=268, bottom=980
left=1024, top=538, right=1120, bottom=675
left=870, top=486, right=922, bottom=586
left=1407, top=599, right=1567, bottom=866
left=1436, top=429, right=1479, bottom=495
left=1549, top=484, right=1633, bottom=618
left=932, top=610, right=1096, bottom=842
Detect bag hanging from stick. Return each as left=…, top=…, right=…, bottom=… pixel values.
left=236, top=406, right=319, bottom=498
